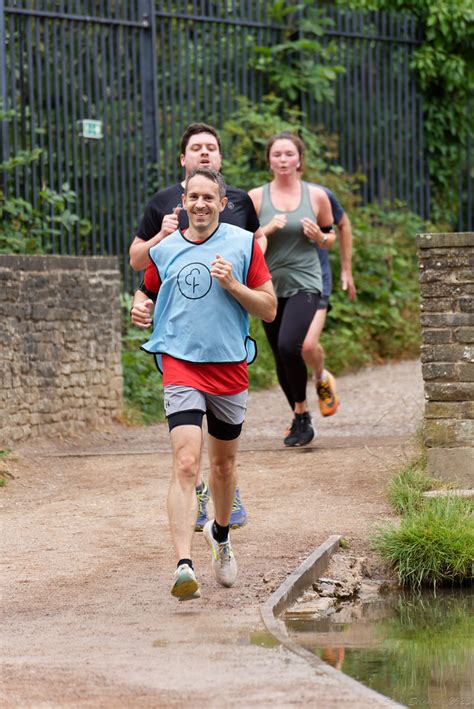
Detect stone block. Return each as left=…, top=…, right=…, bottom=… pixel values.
left=424, top=382, right=474, bottom=401
left=419, top=269, right=474, bottom=285
left=418, top=252, right=474, bottom=269
left=421, top=312, right=474, bottom=328
left=454, top=327, right=474, bottom=343
left=420, top=344, right=467, bottom=363
left=417, top=233, right=474, bottom=249
left=419, top=297, right=456, bottom=312
left=422, top=363, right=456, bottom=380
left=427, top=447, right=474, bottom=487
left=425, top=401, right=474, bottom=419
left=458, top=363, right=474, bottom=381
left=459, top=297, right=474, bottom=313
left=421, top=328, right=452, bottom=345
left=424, top=419, right=474, bottom=447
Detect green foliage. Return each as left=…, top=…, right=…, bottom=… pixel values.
left=120, top=294, right=164, bottom=425
left=371, top=496, right=474, bottom=588
left=251, top=4, right=345, bottom=104
left=0, top=109, right=91, bottom=254
left=340, top=0, right=474, bottom=226
left=221, top=94, right=360, bottom=198
left=0, top=183, right=91, bottom=254
left=323, top=202, right=430, bottom=374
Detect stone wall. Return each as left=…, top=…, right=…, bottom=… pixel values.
left=417, top=233, right=474, bottom=486
left=0, top=255, right=123, bottom=445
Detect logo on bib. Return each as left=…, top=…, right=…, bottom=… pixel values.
left=177, top=262, right=212, bottom=299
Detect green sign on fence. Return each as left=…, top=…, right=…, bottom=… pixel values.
left=77, top=119, right=103, bottom=139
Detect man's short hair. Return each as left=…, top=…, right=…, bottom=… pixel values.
left=180, top=123, right=222, bottom=155
left=185, top=167, right=227, bottom=199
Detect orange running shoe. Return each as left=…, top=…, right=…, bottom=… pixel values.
left=316, top=370, right=340, bottom=417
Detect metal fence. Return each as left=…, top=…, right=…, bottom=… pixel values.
left=1, top=1, right=471, bottom=289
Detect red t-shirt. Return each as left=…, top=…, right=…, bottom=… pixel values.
left=144, top=238, right=271, bottom=395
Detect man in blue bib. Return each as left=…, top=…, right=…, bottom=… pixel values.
left=136, top=167, right=275, bottom=600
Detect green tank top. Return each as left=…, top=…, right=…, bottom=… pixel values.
left=259, top=181, right=322, bottom=298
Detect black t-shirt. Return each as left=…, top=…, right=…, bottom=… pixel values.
left=136, top=182, right=260, bottom=239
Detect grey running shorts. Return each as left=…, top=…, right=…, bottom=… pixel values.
left=164, top=385, right=248, bottom=423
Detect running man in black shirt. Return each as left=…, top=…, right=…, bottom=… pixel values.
left=129, top=123, right=265, bottom=531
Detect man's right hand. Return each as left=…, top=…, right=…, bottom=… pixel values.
left=160, top=206, right=181, bottom=239
left=130, top=295, right=154, bottom=329
left=129, top=207, right=181, bottom=271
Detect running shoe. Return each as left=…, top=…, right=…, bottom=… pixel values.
left=195, top=481, right=210, bottom=531
left=203, top=519, right=238, bottom=587
left=170, top=563, right=201, bottom=601
left=229, top=487, right=248, bottom=529
left=316, top=370, right=340, bottom=417
left=284, top=412, right=314, bottom=447
left=295, top=411, right=315, bottom=446
left=283, top=418, right=299, bottom=446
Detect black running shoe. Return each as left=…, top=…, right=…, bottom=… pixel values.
left=284, top=418, right=299, bottom=447
left=296, top=412, right=315, bottom=446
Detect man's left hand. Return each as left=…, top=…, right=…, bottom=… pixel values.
left=211, top=255, right=236, bottom=291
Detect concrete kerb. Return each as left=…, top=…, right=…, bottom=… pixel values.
left=260, top=535, right=404, bottom=708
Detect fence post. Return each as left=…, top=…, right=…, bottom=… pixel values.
left=138, top=0, right=159, bottom=192
left=0, top=0, right=9, bottom=188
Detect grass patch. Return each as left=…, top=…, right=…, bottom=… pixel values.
left=387, top=451, right=440, bottom=515
left=372, top=496, right=474, bottom=588
left=372, top=450, right=474, bottom=588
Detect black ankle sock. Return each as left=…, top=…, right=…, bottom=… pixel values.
left=212, top=521, right=229, bottom=543
left=195, top=482, right=204, bottom=493
left=178, top=558, right=193, bottom=570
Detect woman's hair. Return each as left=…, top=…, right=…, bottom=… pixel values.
left=265, top=131, right=305, bottom=172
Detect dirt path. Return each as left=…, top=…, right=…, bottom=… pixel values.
left=1, top=361, right=423, bottom=707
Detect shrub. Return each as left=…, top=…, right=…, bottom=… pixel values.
left=0, top=109, right=91, bottom=254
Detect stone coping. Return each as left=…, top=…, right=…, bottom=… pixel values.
left=423, top=489, right=474, bottom=498
left=260, top=535, right=403, bottom=708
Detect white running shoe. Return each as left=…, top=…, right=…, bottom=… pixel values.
left=203, top=519, right=238, bottom=588
left=170, top=563, right=201, bottom=601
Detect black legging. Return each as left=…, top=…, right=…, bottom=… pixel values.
left=262, top=291, right=320, bottom=411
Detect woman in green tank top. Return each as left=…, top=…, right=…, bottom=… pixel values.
left=248, top=132, right=337, bottom=447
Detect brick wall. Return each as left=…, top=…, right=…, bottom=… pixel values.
left=417, top=233, right=474, bottom=486
left=0, top=255, right=123, bottom=444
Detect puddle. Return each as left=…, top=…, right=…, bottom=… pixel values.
left=249, top=629, right=280, bottom=649
left=285, top=587, right=474, bottom=708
